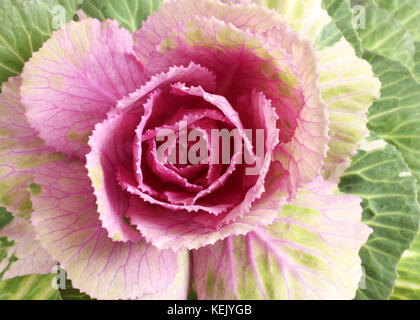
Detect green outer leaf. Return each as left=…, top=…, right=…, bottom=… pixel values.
left=81, top=0, right=163, bottom=33
left=0, top=0, right=83, bottom=87
left=364, top=51, right=420, bottom=201
left=0, top=274, right=61, bottom=300
left=60, top=280, right=93, bottom=300
left=355, top=0, right=420, bottom=299
left=322, top=0, right=362, bottom=55
left=325, top=0, right=420, bottom=298
left=0, top=208, right=14, bottom=280
left=339, top=145, right=420, bottom=299
left=390, top=229, right=420, bottom=299
left=371, top=0, right=420, bottom=83
left=0, top=239, right=15, bottom=280
left=0, top=207, right=13, bottom=230
left=374, top=0, right=420, bottom=42
left=324, top=1, right=419, bottom=68
left=350, top=0, right=414, bottom=69
left=323, top=0, right=420, bottom=198
left=0, top=208, right=16, bottom=280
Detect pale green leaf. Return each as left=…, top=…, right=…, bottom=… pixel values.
left=323, top=0, right=420, bottom=199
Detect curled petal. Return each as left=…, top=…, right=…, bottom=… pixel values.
left=125, top=166, right=289, bottom=251
left=86, top=111, right=142, bottom=242
left=118, top=88, right=234, bottom=215
left=125, top=92, right=282, bottom=250
left=115, top=62, right=216, bottom=115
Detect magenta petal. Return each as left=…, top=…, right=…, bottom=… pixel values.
left=141, top=108, right=227, bottom=189
left=137, top=11, right=304, bottom=144
left=120, top=170, right=232, bottom=215
left=192, top=90, right=280, bottom=228
left=124, top=84, right=243, bottom=214
left=145, top=139, right=204, bottom=193
left=21, top=19, right=146, bottom=158
left=86, top=112, right=142, bottom=242
left=136, top=4, right=329, bottom=189
left=125, top=92, right=282, bottom=250
left=114, top=62, right=216, bottom=115
left=31, top=159, right=185, bottom=300
left=125, top=163, right=289, bottom=251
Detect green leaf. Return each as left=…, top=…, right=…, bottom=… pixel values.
left=372, top=0, right=420, bottom=83
left=364, top=51, right=420, bottom=201
left=324, top=0, right=418, bottom=68
left=351, top=0, right=414, bottom=69
left=0, top=274, right=61, bottom=300
left=0, top=238, right=15, bottom=280
left=374, top=0, right=420, bottom=42
left=0, top=207, right=13, bottom=230
left=60, top=280, right=93, bottom=300
left=323, top=0, right=363, bottom=55
left=339, top=145, right=420, bottom=299
left=346, top=2, right=420, bottom=299
left=81, top=0, right=163, bottom=33
left=413, top=42, right=420, bottom=83
left=188, top=287, right=198, bottom=301
left=390, top=229, right=420, bottom=299
left=325, top=1, right=420, bottom=298
left=0, top=208, right=14, bottom=279
left=0, top=0, right=83, bottom=87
